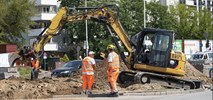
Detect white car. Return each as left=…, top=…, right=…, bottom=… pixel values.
left=188, top=51, right=213, bottom=77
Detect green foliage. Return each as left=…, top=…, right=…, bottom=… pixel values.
left=60, top=0, right=80, bottom=7
left=18, top=67, right=31, bottom=79
left=60, top=54, right=70, bottom=62
left=119, top=0, right=144, bottom=35
left=0, top=0, right=36, bottom=45
left=170, top=4, right=213, bottom=39
left=60, top=0, right=118, bottom=54
left=196, top=7, right=213, bottom=39
left=146, top=2, right=174, bottom=30
left=170, top=4, right=198, bottom=39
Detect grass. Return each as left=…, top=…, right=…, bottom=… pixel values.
left=17, top=67, right=32, bottom=79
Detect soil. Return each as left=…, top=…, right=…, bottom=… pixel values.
left=0, top=61, right=211, bottom=99
left=183, top=62, right=212, bottom=84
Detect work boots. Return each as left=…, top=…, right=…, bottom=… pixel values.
left=108, top=92, right=119, bottom=97
left=81, top=90, right=87, bottom=95
left=81, top=90, right=92, bottom=95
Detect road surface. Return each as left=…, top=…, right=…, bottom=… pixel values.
left=49, top=90, right=212, bottom=100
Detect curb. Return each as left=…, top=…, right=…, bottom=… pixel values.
left=122, top=88, right=205, bottom=96
left=52, top=89, right=206, bottom=98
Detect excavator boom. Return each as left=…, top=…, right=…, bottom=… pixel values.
left=31, top=5, right=133, bottom=66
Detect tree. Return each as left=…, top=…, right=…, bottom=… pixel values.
left=146, top=2, right=174, bottom=30
left=0, top=0, right=36, bottom=45
left=0, top=0, right=9, bottom=43
left=170, top=4, right=198, bottom=39
left=195, top=7, right=213, bottom=39
left=60, top=0, right=118, bottom=57
left=119, top=0, right=145, bottom=35
left=60, top=54, right=70, bottom=62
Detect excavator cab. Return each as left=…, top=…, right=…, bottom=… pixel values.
left=135, top=28, right=173, bottom=68
left=134, top=29, right=177, bottom=70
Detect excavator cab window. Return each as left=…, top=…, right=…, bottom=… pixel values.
left=135, top=29, right=173, bottom=67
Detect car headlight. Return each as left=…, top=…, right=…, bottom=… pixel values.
left=61, top=71, right=70, bottom=74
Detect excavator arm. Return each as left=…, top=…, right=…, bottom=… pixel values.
left=32, top=7, right=68, bottom=56
left=31, top=5, right=134, bottom=67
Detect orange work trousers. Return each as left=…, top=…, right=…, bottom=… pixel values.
left=107, top=69, right=119, bottom=90
left=82, top=74, right=94, bottom=90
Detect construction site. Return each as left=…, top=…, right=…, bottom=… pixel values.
left=0, top=61, right=211, bottom=99
left=0, top=0, right=213, bottom=100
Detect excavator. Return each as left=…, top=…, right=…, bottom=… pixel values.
left=10, top=4, right=201, bottom=89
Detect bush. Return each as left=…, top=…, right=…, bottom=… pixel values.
left=60, top=54, right=70, bottom=62
left=18, top=67, right=32, bottom=79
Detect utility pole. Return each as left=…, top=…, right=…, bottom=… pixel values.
left=85, top=0, right=89, bottom=56
left=196, top=0, right=199, bottom=27
left=144, top=0, right=146, bottom=28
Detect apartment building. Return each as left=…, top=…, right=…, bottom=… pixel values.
left=28, top=0, right=71, bottom=52
left=180, top=0, right=213, bottom=12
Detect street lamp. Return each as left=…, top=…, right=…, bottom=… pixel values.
left=144, top=0, right=146, bottom=28
left=85, top=0, right=89, bottom=56
left=43, top=52, right=47, bottom=71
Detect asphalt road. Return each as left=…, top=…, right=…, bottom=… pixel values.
left=50, top=90, right=212, bottom=100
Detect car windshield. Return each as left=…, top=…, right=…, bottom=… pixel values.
left=192, top=54, right=203, bottom=60
left=63, top=61, right=81, bottom=68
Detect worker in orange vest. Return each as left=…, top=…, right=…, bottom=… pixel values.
left=82, top=51, right=96, bottom=95
left=106, top=44, right=120, bottom=96
left=31, top=58, right=40, bottom=80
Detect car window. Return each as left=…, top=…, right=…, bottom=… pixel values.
left=192, top=54, right=204, bottom=60
left=208, top=53, right=213, bottom=58
left=204, top=54, right=207, bottom=59
left=63, top=61, right=81, bottom=68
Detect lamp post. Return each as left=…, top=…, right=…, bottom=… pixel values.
left=85, top=0, right=89, bottom=56
left=43, top=52, right=47, bottom=71
left=144, top=0, right=146, bottom=28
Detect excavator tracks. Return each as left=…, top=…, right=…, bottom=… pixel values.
left=118, top=71, right=203, bottom=89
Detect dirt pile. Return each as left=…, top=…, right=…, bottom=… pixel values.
left=184, top=61, right=212, bottom=84
left=0, top=60, right=211, bottom=99
left=93, top=60, right=132, bottom=91
left=0, top=77, right=82, bottom=99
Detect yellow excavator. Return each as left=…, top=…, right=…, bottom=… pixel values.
left=12, top=4, right=201, bottom=89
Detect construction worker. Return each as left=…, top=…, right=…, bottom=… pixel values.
left=31, top=58, right=40, bottom=80
left=81, top=51, right=96, bottom=95
left=106, top=44, right=120, bottom=96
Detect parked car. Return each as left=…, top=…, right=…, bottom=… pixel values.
left=51, top=59, right=101, bottom=78
left=188, top=51, right=213, bottom=76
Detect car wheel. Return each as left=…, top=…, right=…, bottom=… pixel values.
left=69, top=71, right=76, bottom=77
left=51, top=74, right=58, bottom=78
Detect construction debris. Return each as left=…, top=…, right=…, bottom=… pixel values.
left=183, top=62, right=212, bottom=84
left=0, top=61, right=211, bottom=99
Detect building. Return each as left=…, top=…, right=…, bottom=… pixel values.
left=149, top=0, right=213, bottom=13
left=28, top=0, right=71, bottom=52
left=180, top=0, right=213, bottom=12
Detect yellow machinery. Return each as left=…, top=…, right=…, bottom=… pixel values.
left=14, top=4, right=201, bottom=89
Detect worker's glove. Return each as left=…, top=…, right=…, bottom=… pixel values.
left=100, top=52, right=106, bottom=58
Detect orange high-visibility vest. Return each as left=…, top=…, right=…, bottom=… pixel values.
left=82, top=57, right=94, bottom=75
left=111, top=52, right=120, bottom=69
left=31, top=60, right=36, bottom=68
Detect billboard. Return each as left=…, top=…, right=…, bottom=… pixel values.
left=174, top=40, right=213, bottom=59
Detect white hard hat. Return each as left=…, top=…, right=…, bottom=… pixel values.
left=89, top=51, right=95, bottom=55
left=31, top=58, right=34, bottom=60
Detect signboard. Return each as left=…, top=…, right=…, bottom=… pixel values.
left=44, top=43, right=58, bottom=51
left=184, top=40, right=200, bottom=59
left=174, top=40, right=182, bottom=52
